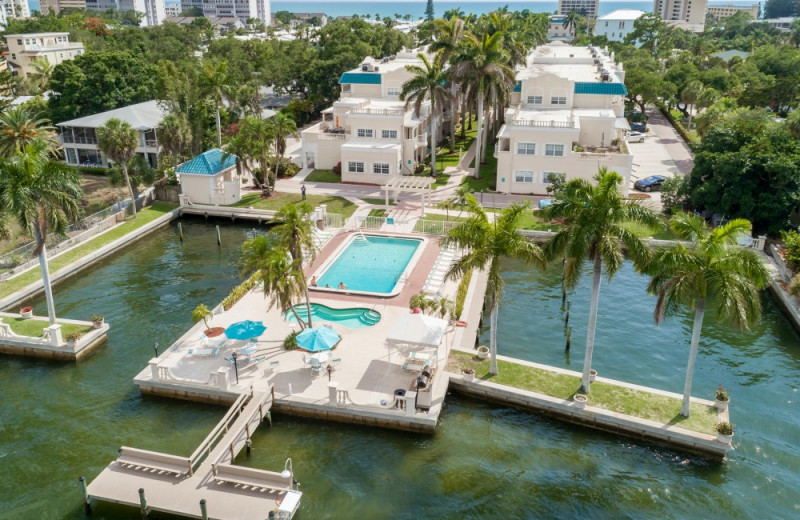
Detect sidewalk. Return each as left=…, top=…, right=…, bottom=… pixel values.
left=645, top=106, right=694, bottom=175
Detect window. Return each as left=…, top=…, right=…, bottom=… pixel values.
left=605, top=21, right=609, bottom=27
left=357, top=128, right=373, bottom=138
left=381, top=129, right=397, bottom=139
left=348, top=161, right=364, bottom=173
left=11, top=54, right=15, bottom=60
left=545, top=144, right=565, bottom=157
left=514, top=171, right=535, bottom=183
left=516, top=143, right=536, bottom=155
left=527, top=95, right=543, bottom=104
left=551, top=96, right=567, bottom=105
left=373, top=162, right=390, bottom=174
left=16, top=39, right=22, bottom=45
left=387, top=87, right=401, bottom=96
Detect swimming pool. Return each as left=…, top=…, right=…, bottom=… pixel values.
left=283, top=303, right=381, bottom=328
left=315, top=234, right=424, bottom=296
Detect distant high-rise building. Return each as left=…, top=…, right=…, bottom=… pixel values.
left=39, top=0, right=87, bottom=14
left=706, top=4, right=760, bottom=21
left=164, top=2, right=180, bottom=16
left=85, top=0, right=167, bottom=27
left=653, top=0, right=707, bottom=28
left=2, top=0, right=30, bottom=20
left=191, top=0, right=271, bottom=25
left=558, top=0, right=600, bottom=19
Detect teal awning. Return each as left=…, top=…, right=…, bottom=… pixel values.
left=513, top=81, right=521, bottom=93
left=574, top=82, right=628, bottom=96
left=339, top=72, right=382, bottom=85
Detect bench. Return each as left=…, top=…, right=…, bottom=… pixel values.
left=211, top=463, right=292, bottom=493
left=116, top=446, right=192, bottom=477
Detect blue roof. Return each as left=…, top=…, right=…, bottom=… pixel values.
left=513, top=81, right=521, bottom=93
left=574, top=82, right=628, bottom=96
left=176, top=148, right=237, bottom=175
left=339, top=72, right=382, bottom=85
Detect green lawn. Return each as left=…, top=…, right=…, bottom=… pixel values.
left=419, top=124, right=478, bottom=178
left=462, top=141, right=498, bottom=193
left=304, top=169, right=340, bottom=183
left=483, top=208, right=563, bottom=232
left=621, top=220, right=678, bottom=241
left=0, top=202, right=177, bottom=300
left=447, top=350, right=718, bottom=435
left=232, top=192, right=357, bottom=219
left=367, top=209, right=387, bottom=217
left=2, top=316, right=92, bottom=338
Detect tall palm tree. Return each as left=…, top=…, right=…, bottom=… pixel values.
left=200, top=60, right=233, bottom=147
left=97, top=118, right=139, bottom=218
left=431, top=17, right=465, bottom=153
left=453, top=31, right=515, bottom=178
left=271, top=202, right=315, bottom=327
left=563, top=10, right=581, bottom=36
left=267, top=113, right=299, bottom=179
left=236, top=116, right=275, bottom=195
left=158, top=113, right=192, bottom=169
left=29, top=58, right=54, bottom=94
left=543, top=168, right=662, bottom=393
left=646, top=213, right=769, bottom=417
left=0, top=139, right=82, bottom=325
left=681, top=80, right=705, bottom=130
left=402, top=53, right=451, bottom=177
left=444, top=195, right=546, bottom=374
left=0, top=107, right=59, bottom=156
left=240, top=235, right=307, bottom=329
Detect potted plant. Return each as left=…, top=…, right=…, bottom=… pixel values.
left=573, top=393, right=588, bottom=409
left=462, top=367, right=475, bottom=381
left=714, top=384, right=729, bottom=411
left=476, top=346, right=489, bottom=360
left=590, top=369, right=598, bottom=382
left=65, top=332, right=82, bottom=347
left=715, top=421, right=735, bottom=443
left=20, top=306, right=33, bottom=319
left=91, top=313, right=104, bottom=329
left=192, top=304, right=224, bottom=337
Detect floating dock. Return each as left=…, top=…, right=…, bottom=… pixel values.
left=86, top=386, right=303, bottom=520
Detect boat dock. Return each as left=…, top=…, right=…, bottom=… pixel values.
left=85, top=385, right=303, bottom=520
left=179, top=203, right=277, bottom=223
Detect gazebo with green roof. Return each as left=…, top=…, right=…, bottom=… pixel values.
left=176, top=148, right=243, bottom=206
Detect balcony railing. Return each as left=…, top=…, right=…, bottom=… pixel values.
left=319, top=133, right=348, bottom=141
left=416, top=133, right=428, bottom=145
left=507, top=119, right=577, bottom=128
left=62, top=136, right=98, bottom=144
left=143, top=139, right=158, bottom=147
left=349, top=108, right=405, bottom=116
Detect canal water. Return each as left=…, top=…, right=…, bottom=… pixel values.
left=1, top=222, right=798, bottom=519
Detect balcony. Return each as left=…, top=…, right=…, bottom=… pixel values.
left=416, top=133, right=428, bottom=145
left=62, top=135, right=97, bottom=145
left=348, top=108, right=405, bottom=117
left=507, top=119, right=577, bottom=128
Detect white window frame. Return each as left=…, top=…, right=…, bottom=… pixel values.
left=516, top=142, right=536, bottom=155
left=526, top=95, right=543, bottom=105
left=373, top=162, right=390, bottom=174
left=545, top=144, right=565, bottom=157
left=514, top=170, right=535, bottom=183
left=357, top=128, right=373, bottom=138
left=387, top=87, right=402, bottom=96
left=551, top=96, right=567, bottom=105
left=381, top=129, right=397, bottom=139
left=348, top=161, right=364, bottom=173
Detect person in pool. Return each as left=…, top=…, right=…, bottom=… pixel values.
left=325, top=284, right=330, bottom=288
left=310, top=276, right=318, bottom=287
left=338, top=281, right=347, bottom=290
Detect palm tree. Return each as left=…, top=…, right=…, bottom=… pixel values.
left=0, top=139, right=82, bottom=325
left=681, top=80, right=705, bottom=130
left=563, top=10, right=581, bottom=36
left=0, top=107, right=59, bottom=156
left=200, top=60, right=233, bottom=147
left=543, top=168, right=662, bottom=393
left=29, top=58, right=54, bottom=94
left=646, top=213, right=769, bottom=417
left=158, top=113, right=192, bottom=169
left=268, top=113, right=299, bottom=179
left=97, top=118, right=139, bottom=218
left=401, top=53, right=451, bottom=176
left=192, top=303, right=214, bottom=332
left=444, top=195, right=546, bottom=374
left=271, top=202, right=315, bottom=327
left=431, top=17, right=465, bottom=153
left=236, top=116, right=275, bottom=195
left=453, top=31, right=514, bottom=178
left=240, top=235, right=307, bottom=328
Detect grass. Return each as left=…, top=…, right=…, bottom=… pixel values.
left=2, top=316, right=92, bottom=338
left=80, top=175, right=128, bottom=214
left=419, top=123, right=478, bottom=178
left=621, top=220, right=678, bottom=241
left=0, top=202, right=177, bottom=300
left=413, top=213, right=467, bottom=233
left=304, top=169, right=340, bottom=183
left=461, top=140, right=497, bottom=193
left=483, top=208, right=563, bottom=232
left=447, top=350, right=718, bottom=435
left=232, top=192, right=357, bottom=219
left=367, top=209, right=387, bottom=217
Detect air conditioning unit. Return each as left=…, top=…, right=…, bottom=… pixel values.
left=373, top=66, right=379, bottom=71
left=381, top=57, right=389, bottom=63
left=361, top=63, right=369, bottom=71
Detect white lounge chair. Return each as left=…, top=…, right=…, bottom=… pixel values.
left=187, top=348, right=219, bottom=357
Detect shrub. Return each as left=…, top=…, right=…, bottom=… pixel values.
left=790, top=274, right=800, bottom=297
left=90, top=313, right=104, bottom=322
left=332, top=162, right=342, bottom=176
left=660, top=175, right=690, bottom=213
left=780, top=230, right=800, bottom=270
left=715, top=421, right=734, bottom=435
left=65, top=332, right=82, bottom=342
left=221, top=273, right=259, bottom=310
left=455, top=269, right=473, bottom=319
left=284, top=331, right=299, bottom=350
left=714, top=384, right=729, bottom=402
left=78, top=166, right=109, bottom=176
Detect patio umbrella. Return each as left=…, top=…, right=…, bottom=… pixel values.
left=224, top=320, right=267, bottom=340
left=296, top=326, right=340, bottom=352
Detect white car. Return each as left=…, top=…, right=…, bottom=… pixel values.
left=627, top=131, right=647, bottom=143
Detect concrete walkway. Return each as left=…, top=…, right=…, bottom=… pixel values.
left=644, top=106, right=694, bottom=175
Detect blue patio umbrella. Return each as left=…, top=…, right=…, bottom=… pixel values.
left=224, top=320, right=267, bottom=340
left=296, top=326, right=340, bottom=352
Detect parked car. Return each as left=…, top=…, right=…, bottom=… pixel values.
left=633, top=175, right=666, bottom=192
left=630, top=122, right=647, bottom=132
left=627, top=131, right=647, bottom=143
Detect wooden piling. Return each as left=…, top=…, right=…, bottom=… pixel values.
left=79, top=476, right=91, bottom=514
left=200, top=499, right=208, bottom=520
left=565, top=326, right=572, bottom=352
left=178, top=221, right=183, bottom=241
left=138, top=488, right=148, bottom=519
left=564, top=300, right=571, bottom=329
left=216, top=225, right=221, bottom=245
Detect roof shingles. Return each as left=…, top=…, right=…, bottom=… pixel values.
left=176, top=149, right=237, bottom=175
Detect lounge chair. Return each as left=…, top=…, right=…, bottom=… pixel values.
left=187, top=348, right=219, bottom=357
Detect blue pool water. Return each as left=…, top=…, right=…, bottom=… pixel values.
left=284, top=303, right=382, bottom=328
left=316, top=235, right=422, bottom=294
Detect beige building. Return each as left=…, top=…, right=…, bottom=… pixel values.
left=495, top=42, right=632, bottom=196
left=4, top=32, right=85, bottom=79
left=2, top=0, right=29, bottom=22
left=706, top=4, right=760, bottom=20
left=39, top=0, right=87, bottom=14
left=177, top=149, right=243, bottom=206
left=653, top=0, right=707, bottom=30
left=558, top=0, right=599, bottom=19
left=301, top=51, right=438, bottom=186
left=548, top=15, right=575, bottom=41
left=56, top=100, right=168, bottom=168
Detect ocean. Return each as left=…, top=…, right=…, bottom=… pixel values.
left=25, top=0, right=763, bottom=19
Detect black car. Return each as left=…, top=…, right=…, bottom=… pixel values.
left=630, top=122, right=647, bottom=132
left=634, top=175, right=666, bottom=192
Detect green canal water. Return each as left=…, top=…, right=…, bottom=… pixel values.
left=1, top=222, right=798, bottom=519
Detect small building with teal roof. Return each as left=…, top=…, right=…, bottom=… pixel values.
left=176, top=148, right=243, bottom=205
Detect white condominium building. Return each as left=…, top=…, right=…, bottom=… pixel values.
left=547, top=15, right=575, bottom=41
left=179, top=0, right=271, bottom=24
left=2, top=0, right=29, bottom=21
left=301, top=51, right=439, bottom=185
left=4, top=33, right=85, bottom=78
left=495, top=42, right=632, bottom=195
left=653, top=0, right=707, bottom=29
left=706, top=4, right=760, bottom=20
left=38, top=0, right=87, bottom=14
left=85, top=0, right=167, bottom=27
left=594, top=10, right=646, bottom=42
left=558, top=0, right=599, bottom=19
